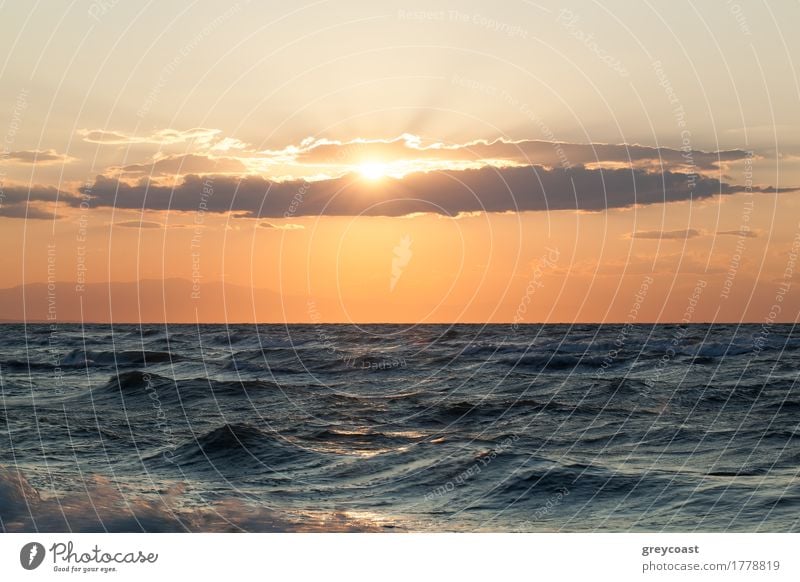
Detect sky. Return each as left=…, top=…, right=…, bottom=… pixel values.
left=1, top=0, right=799, bottom=323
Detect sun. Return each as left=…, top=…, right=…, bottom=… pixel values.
left=358, top=162, right=388, bottom=181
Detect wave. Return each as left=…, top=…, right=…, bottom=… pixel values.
left=0, top=359, right=54, bottom=371
left=3, top=323, right=800, bottom=532
left=180, top=423, right=269, bottom=455
left=309, top=427, right=426, bottom=448
left=76, top=372, right=286, bottom=407
left=501, top=353, right=606, bottom=371
left=0, top=465, right=388, bottom=532
left=486, top=461, right=676, bottom=504
left=62, top=349, right=178, bottom=367
left=165, top=423, right=319, bottom=469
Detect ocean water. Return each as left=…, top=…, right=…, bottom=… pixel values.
left=1, top=323, right=798, bottom=532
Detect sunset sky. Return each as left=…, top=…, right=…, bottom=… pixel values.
left=1, top=0, right=799, bottom=323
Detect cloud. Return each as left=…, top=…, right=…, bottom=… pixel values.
left=5, top=133, right=796, bottom=220
left=259, top=222, right=305, bottom=230
left=286, top=134, right=750, bottom=172
left=71, top=164, right=796, bottom=218
left=0, top=184, right=73, bottom=204
left=0, top=184, right=74, bottom=220
left=82, top=130, right=754, bottom=180
left=78, top=127, right=222, bottom=146
left=750, top=186, right=793, bottom=193
left=630, top=229, right=703, bottom=240
left=717, top=229, right=760, bottom=238
left=114, top=220, right=163, bottom=229
left=0, top=203, right=54, bottom=219
left=209, top=137, right=249, bottom=152
left=117, top=154, right=248, bottom=177
left=1, top=149, right=74, bottom=165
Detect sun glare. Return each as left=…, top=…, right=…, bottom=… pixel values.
left=358, top=162, right=387, bottom=180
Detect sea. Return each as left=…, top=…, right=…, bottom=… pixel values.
left=1, top=323, right=798, bottom=532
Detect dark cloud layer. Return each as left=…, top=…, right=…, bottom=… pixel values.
left=118, top=154, right=247, bottom=177
left=1, top=149, right=71, bottom=164
left=631, top=229, right=703, bottom=240
left=0, top=185, right=63, bottom=205
left=294, top=137, right=749, bottom=172
left=0, top=184, right=64, bottom=219
left=717, top=229, right=760, bottom=238
left=69, top=165, right=794, bottom=218
left=0, top=204, right=53, bottom=219
left=114, top=220, right=163, bottom=229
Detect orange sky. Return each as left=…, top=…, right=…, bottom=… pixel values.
left=1, top=2, right=799, bottom=323
left=4, top=181, right=800, bottom=323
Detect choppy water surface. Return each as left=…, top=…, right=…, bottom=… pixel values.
left=1, top=323, right=798, bottom=532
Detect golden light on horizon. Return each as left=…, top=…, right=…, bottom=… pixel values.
left=358, top=161, right=388, bottom=181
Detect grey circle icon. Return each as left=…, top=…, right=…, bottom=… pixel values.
left=20, top=542, right=46, bottom=570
